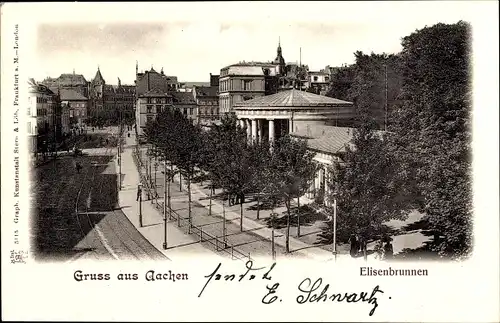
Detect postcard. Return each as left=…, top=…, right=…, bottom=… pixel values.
left=1, top=1, right=499, bottom=322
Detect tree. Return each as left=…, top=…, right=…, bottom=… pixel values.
left=326, top=116, right=409, bottom=252
left=326, top=65, right=356, bottom=101
left=266, top=135, right=317, bottom=253
left=209, top=114, right=252, bottom=232
left=248, top=140, right=272, bottom=220
left=389, top=21, right=472, bottom=258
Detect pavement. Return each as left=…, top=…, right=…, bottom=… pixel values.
left=121, top=131, right=384, bottom=263
left=116, top=131, right=225, bottom=262
left=117, top=130, right=430, bottom=263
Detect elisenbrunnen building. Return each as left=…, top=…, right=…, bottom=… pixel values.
left=227, top=41, right=369, bottom=207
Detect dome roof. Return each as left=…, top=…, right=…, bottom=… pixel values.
left=233, top=89, right=352, bottom=110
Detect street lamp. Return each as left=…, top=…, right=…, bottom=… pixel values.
left=332, top=197, right=337, bottom=261
left=163, top=160, right=168, bottom=250
left=271, top=211, right=277, bottom=261
left=138, top=182, right=143, bottom=227
left=118, top=133, right=122, bottom=191
left=154, top=160, right=158, bottom=201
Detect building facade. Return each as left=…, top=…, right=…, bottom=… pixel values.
left=136, top=89, right=174, bottom=136
left=219, top=63, right=276, bottom=115
left=171, top=92, right=198, bottom=122
left=307, top=71, right=330, bottom=95
left=28, top=80, right=62, bottom=154
left=59, top=89, right=88, bottom=129
left=41, top=71, right=89, bottom=98
left=135, top=63, right=180, bottom=135
left=233, top=89, right=355, bottom=145
left=290, top=125, right=354, bottom=206
left=89, top=67, right=135, bottom=124
left=192, top=85, right=219, bottom=124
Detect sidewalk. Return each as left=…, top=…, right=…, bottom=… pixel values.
left=135, top=138, right=379, bottom=263
left=116, top=132, right=224, bottom=262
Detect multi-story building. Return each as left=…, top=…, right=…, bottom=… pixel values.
left=193, top=83, right=219, bottom=124
left=28, top=79, right=62, bottom=153
left=171, top=92, right=198, bottom=123
left=307, top=71, right=330, bottom=95
left=89, top=67, right=135, bottom=123
left=58, top=89, right=89, bottom=129
left=41, top=71, right=89, bottom=98
left=210, top=73, right=219, bottom=87
left=219, top=62, right=278, bottom=115
left=136, top=89, right=173, bottom=136
left=135, top=63, right=180, bottom=134
left=220, top=41, right=315, bottom=114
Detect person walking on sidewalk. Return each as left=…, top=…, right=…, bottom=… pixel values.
left=136, top=183, right=142, bottom=201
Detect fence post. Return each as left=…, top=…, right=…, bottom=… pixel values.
left=231, top=246, right=234, bottom=260
left=200, top=230, right=203, bottom=242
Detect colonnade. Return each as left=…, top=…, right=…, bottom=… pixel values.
left=306, top=164, right=333, bottom=207
left=237, top=118, right=279, bottom=144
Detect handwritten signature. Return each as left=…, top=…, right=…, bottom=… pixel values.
left=297, top=278, right=384, bottom=316
left=198, top=260, right=276, bottom=298
left=199, top=261, right=388, bottom=316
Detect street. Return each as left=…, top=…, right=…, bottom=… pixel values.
left=31, top=130, right=167, bottom=262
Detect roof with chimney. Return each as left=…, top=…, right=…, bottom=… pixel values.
left=193, top=86, right=218, bottom=97
left=233, top=89, right=352, bottom=109
left=59, top=88, right=88, bottom=101
left=29, top=80, right=56, bottom=95
left=171, top=91, right=196, bottom=104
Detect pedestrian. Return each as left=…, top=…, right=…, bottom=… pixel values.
left=383, top=236, right=394, bottom=260
left=349, top=234, right=358, bottom=258
left=358, top=235, right=367, bottom=255
left=75, top=161, right=82, bottom=174
left=374, top=238, right=385, bottom=260
left=136, top=184, right=142, bottom=201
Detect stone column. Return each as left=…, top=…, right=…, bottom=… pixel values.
left=268, top=119, right=275, bottom=144
left=324, top=167, right=331, bottom=207
left=315, top=169, right=320, bottom=191
left=258, top=119, right=263, bottom=143
left=246, top=119, right=251, bottom=140
left=251, top=119, right=257, bottom=143
left=307, top=180, right=315, bottom=199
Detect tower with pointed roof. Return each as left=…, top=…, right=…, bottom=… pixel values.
left=91, top=66, right=105, bottom=99
left=273, top=37, right=286, bottom=76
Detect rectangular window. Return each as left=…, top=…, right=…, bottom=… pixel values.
left=156, top=105, right=162, bottom=111
left=147, top=105, right=153, bottom=113
left=243, top=80, right=252, bottom=91
left=189, top=108, right=194, bottom=115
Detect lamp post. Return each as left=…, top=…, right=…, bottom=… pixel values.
left=154, top=160, right=158, bottom=201
left=163, top=160, right=168, bottom=250
left=138, top=182, right=143, bottom=227
left=118, top=131, right=121, bottom=191
left=271, top=212, right=277, bottom=261
left=332, top=198, right=337, bottom=261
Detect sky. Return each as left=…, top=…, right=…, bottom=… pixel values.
left=23, top=1, right=494, bottom=84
